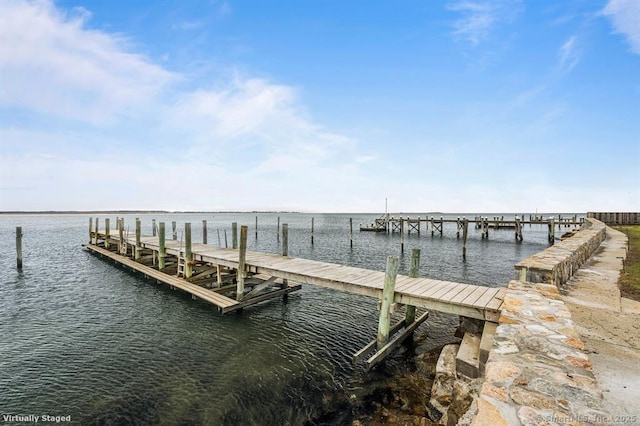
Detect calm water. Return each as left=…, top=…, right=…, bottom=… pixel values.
left=0, top=212, right=573, bottom=425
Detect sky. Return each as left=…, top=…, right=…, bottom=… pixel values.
left=0, top=0, right=638, bottom=213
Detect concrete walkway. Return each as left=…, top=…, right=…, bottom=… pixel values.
left=563, top=226, right=640, bottom=419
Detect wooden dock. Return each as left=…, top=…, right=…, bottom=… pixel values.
left=85, top=218, right=506, bottom=369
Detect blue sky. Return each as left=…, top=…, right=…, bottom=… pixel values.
left=0, top=0, right=638, bottom=212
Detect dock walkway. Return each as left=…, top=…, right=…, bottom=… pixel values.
left=88, top=230, right=504, bottom=321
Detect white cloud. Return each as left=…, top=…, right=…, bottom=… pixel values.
left=0, top=0, right=176, bottom=125
left=447, top=0, right=523, bottom=45
left=602, top=0, right=640, bottom=54
left=0, top=0, right=365, bottom=211
left=558, top=35, right=581, bottom=73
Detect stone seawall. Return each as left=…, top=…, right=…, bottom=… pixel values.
left=514, top=219, right=606, bottom=287
left=474, top=219, right=611, bottom=425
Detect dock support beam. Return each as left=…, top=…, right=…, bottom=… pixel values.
left=16, top=226, right=23, bottom=270
left=255, top=216, right=258, bottom=239
left=172, top=221, right=177, bottom=240
left=405, top=249, right=419, bottom=325
left=311, top=217, right=314, bottom=246
left=548, top=218, right=555, bottom=243
left=94, top=218, right=99, bottom=245
left=89, top=217, right=93, bottom=243
left=158, top=222, right=166, bottom=270
left=237, top=225, right=248, bottom=301
left=377, top=256, right=399, bottom=350
left=135, top=218, right=141, bottom=260
left=152, top=219, right=156, bottom=237
left=185, top=223, right=193, bottom=278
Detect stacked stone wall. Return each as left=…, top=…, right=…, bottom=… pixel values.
left=515, top=219, right=606, bottom=288
left=473, top=219, right=610, bottom=425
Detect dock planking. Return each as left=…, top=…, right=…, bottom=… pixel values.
left=90, top=229, right=504, bottom=321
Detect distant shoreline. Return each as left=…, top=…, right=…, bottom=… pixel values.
left=0, top=210, right=304, bottom=215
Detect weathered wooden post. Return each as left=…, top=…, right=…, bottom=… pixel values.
left=217, top=229, right=221, bottom=246
left=237, top=225, right=248, bottom=301
left=89, top=217, right=93, bottom=243
left=548, top=218, right=555, bottom=243
left=277, top=216, right=281, bottom=242
left=282, top=223, right=289, bottom=257
left=185, top=222, right=193, bottom=278
left=152, top=219, right=157, bottom=237
left=94, top=217, right=100, bottom=245
left=440, top=216, right=444, bottom=236
left=224, top=230, right=228, bottom=248
left=135, top=218, right=141, bottom=260
left=456, top=217, right=461, bottom=238
left=431, top=216, right=435, bottom=236
left=311, top=217, right=315, bottom=245
left=405, top=249, right=420, bottom=324
left=105, top=218, right=110, bottom=249
left=417, top=216, right=421, bottom=235
left=16, top=226, right=23, bottom=270
left=119, top=218, right=125, bottom=255
left=158, top=222, right=166, bottom=270
left=202, top=220, right=208, bottom=244
left=232, top=222, right=238, bottom=249
left=515, top=217, right=523, bottom=241
left=400, top=218, right=405, bottom=254
left=377, top=255, right=399, bottom=351
left=350, top=218, right=353, bottom=249
left=255, top=216, right=258, bottom=239
left=462, top=219, right=469, bottom=260
left=172, top=221, right=177, bottom=240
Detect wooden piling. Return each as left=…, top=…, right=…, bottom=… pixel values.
left=158, top=222, right=166, bottom=270
left=350, top=218, right=353, bottom=249
left=400, top=218, right=405, bottom=254
left=548, top=218, right=555, bottom=243
left=224, top=230, right=228, bottom=248
left=217, top=229, right=221, bottom=246
left=232, top=222, right=238, bottom=249
left=135, top=218, right=141, bottom=260
left=172, top=221, right=177, bottom=240
left=16, top=226, right=23, bottom=270
left=377, top=256, right=399, bottom=351
left=282, top=223, right=289, bottom=257
left=94, top=217, right=99, bottom=245
left=202, top=220, right=208, bottom=244
left=119, top=218, right=125, bottom=255
left=89, top=217, right=93, bottom=243
left=277, top=216, right=281, bottom=242
left=152, top=219, right=157, bottom=237
left=405, top=249, right=420, bottom=324
left=462, top=219, right=469, bottom=260
left=185, top=222, right=193, bottom=278
left=103, top=218, right=111, bottom=249
left=237, top=225, right=248, bottom=301
left=282, top=223, right=289, bottom=297
left=255, top=216, right=258, bottom=239
left=311, top=217, right=315, bottom=245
